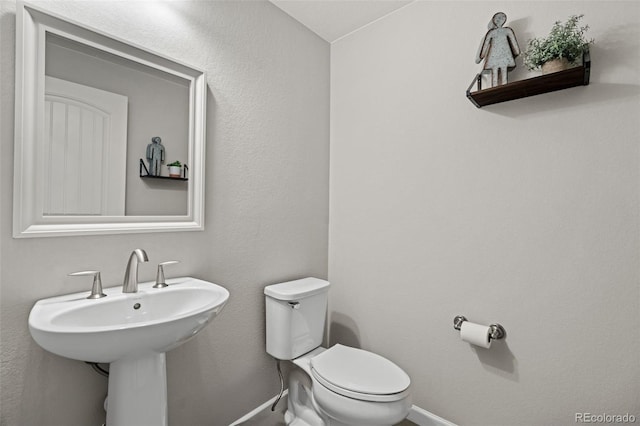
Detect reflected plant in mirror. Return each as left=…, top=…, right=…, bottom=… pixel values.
left=167, top=161, right=183, bottom=178
left=14, top=2, right=206, bottom=237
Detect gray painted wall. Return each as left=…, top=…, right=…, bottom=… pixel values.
left=329, top=2, right=639, bottom=425
left=0, top=1, right=329, bottom=425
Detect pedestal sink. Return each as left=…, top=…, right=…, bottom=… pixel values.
left=28, top=277, right=229, bottom=426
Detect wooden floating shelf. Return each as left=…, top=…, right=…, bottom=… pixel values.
left=467, top=51, right=590, bottom=108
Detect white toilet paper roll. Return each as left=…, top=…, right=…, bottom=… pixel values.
left=460, top=321, right=492, bottom=348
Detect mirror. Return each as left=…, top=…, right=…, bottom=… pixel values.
left=14, top=2, right=207, bottom=237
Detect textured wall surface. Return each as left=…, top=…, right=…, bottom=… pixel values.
left=329, top=1, right=639, bottom=425
left=0, top=1, right=329, bottom=425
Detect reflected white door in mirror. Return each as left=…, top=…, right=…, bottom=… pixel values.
left=14, top=2, right=207, bottom=237
left=44, top=77, right=128, bottom=216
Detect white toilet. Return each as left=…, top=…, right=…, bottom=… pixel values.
left=264, top=278, right=412, bottom=426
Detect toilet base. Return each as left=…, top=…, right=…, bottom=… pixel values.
left=285, top=368, right=327, bottom=426
left=285, top=410, right=324, bottom=426
left=284, top=408, right=353, bottom=426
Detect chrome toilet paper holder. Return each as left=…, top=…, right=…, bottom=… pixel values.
left=453, top=315, right=506, bottom=341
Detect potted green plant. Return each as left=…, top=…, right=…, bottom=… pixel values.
left=167, top=161, right=182, bottom=178
left=523, top=14, right=592, bottom=74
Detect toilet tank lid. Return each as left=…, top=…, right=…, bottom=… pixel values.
left=264, top=277, right=330, bottom=301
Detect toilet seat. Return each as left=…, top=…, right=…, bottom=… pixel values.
left=310, top=344, right=410, bottom=403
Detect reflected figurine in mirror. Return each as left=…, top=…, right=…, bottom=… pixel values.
left=146, top=136, right=165, bottom=176
left=475, top=12, right=520, bottom=87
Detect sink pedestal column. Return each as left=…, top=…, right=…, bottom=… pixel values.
left=106, top=353, right=168, bottom=426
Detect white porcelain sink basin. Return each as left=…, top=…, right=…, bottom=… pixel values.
left=29, top=277, right=229, bottom=426
left=29, top=277, right=229, bottom=363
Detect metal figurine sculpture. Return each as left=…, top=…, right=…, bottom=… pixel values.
left=475, top=12, right=520, bottom=87
left=146, top=136, right=165, bottom=176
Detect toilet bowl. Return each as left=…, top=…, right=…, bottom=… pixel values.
left=264, top=278, right=412, bottom=426
left=311, top=344, right=412, bottom=425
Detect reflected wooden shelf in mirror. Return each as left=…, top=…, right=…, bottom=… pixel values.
left=139, top=159, right=188, bottom=181
left=466, top=50, right=590, bottom=108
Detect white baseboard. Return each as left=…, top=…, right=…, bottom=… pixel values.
left=228, top=391, right=456, bottom=426
left=228, top=390, right=288, bottom=426
left=407, top=405, right=457, bottom=426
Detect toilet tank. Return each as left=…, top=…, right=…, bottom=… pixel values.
left=264, top=278, right=330, bottom=360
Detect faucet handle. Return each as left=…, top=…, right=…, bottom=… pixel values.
left=69, top=271, right=106, bottom=299
left=153, top=261, right=180, bottom=288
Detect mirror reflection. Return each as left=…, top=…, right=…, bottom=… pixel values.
left=44, top=33, right=189, bottom=216
left=15, top=2, right=206, bottom=237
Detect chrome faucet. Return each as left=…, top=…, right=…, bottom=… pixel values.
left=122, top=249, right=149, bottom=293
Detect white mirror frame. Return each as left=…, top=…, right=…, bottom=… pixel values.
left=14, top=1, right=206, bottom=238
